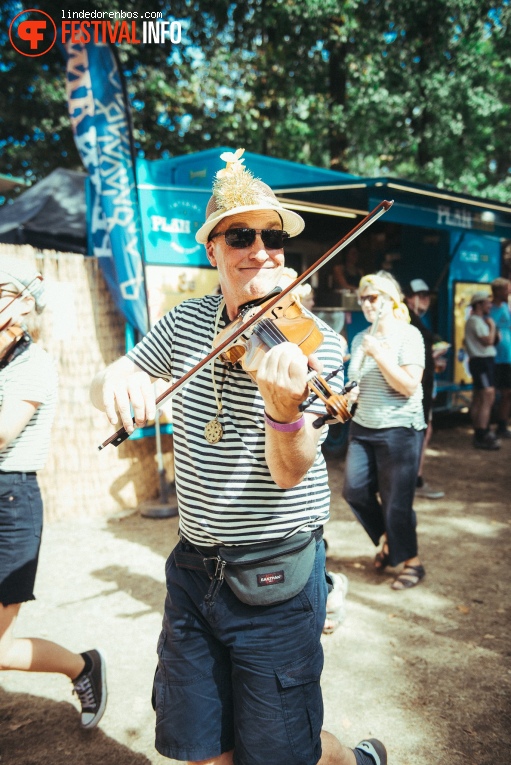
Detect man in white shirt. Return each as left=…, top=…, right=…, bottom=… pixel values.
left=464, top=291, right=499, bottom=450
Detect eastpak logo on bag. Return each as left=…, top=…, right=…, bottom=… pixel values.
left=257, top=570, right=285, bottom=587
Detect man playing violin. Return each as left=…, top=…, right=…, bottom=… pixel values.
left=91, top=149, right=386, bottom=765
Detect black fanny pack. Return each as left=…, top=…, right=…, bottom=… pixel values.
left=175, top=528, right=322, bottom=606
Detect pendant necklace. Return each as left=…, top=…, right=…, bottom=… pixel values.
left=204, top=298, right=227, bottom=444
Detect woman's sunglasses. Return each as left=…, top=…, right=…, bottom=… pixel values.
left=357, top=293, right=381, bottom=305
left=209, top=228, right=290, bottom=250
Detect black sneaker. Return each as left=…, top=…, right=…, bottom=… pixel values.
left=354, top=738, right=388, bottom=765
left=473, top=432, right=501, bottom=450
left=72, top=649, right=107, bottom=729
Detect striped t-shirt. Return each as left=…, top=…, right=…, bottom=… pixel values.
left=128, top=294, right=345, bottom=547
left=348, top=322, right=426, bottom=430
left=0, top=343, right=58, bottom=472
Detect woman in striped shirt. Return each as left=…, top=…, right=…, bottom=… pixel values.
left=0, top=257, right=106, bottom=730
left=343, top=272, right=427, bottom=590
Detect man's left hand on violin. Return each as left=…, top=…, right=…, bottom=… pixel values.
left=255, top=342, right=322, bottom=423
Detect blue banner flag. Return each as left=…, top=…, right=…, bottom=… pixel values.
left=61, top=38, right=148, bottom=333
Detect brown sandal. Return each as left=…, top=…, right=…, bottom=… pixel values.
left=374, top=547, right=390, bottom=572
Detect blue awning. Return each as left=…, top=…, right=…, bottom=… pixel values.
left=274, top=176, right=511, bottom=238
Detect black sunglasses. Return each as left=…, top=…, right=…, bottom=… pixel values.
left=209, top=228, right=290, bottom=250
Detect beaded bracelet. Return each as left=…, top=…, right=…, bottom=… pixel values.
left=264, top=411, right=305, bottom=432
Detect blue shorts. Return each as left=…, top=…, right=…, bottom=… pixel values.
left=0, top=472, right=42, bottom=606
left=153, top=537, right=328, bottom=765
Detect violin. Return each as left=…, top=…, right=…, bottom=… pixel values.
left=214, top=292, right=354, bottom=428
left=98, top=199, right=393, bottom=450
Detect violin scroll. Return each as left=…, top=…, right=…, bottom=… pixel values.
left=309, top=381, right=358, bottom=430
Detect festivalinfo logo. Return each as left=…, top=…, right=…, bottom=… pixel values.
left=9, top=9, right=57, bottom=56
left=9, top=8, right=183, bottom=56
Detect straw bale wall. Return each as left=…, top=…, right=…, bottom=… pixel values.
left=0, top=244, right=174, bottom=521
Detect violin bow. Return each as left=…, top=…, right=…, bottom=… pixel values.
left=98, top=199, right=394, bottom=450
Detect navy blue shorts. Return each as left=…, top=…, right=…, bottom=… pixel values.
left=469, top=356, right=495, bottom=390
left=0, top=472, right=42, bottom=606
left=153, top=537, right=328, bottom=765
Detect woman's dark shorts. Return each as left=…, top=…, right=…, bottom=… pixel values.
left=0, top=472, right=42, bottom=606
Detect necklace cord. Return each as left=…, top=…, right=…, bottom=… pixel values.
left=211, top=298, right=226, bottom=415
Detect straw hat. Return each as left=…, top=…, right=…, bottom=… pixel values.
left=195, top=149, right=304, bottom=244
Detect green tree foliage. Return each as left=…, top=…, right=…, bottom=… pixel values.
left=0, top=0, right=509, bottom=201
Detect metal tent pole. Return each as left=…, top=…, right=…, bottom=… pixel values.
left=138, top=397, right=178, bottom=519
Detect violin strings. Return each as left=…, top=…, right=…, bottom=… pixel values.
left=253, top=318, right=288, bottom=347
left=255, top=319, right=328, bottom=393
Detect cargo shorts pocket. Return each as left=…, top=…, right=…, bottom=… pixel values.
left=275, top=645, right=324, bottom=765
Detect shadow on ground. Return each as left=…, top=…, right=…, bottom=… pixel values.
left=90, top=564, right=166, bottom=618
left=0, top=688, right=153, bottom=765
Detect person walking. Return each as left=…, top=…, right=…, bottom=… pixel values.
left=343, top=272, right=427, bottom=590
left=464, top=290, right=500, bottom=450
left=489, top=277, right=511, bottom=439
left=404, top=279, right=445, bottom=499
left=0, top=256, right=106, bottom=729
left=91, top=149, right=387, bottom=765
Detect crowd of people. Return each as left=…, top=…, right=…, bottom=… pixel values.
left=1, top=149, right=510, bottom=765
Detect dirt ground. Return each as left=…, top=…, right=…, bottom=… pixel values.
left=0, top=414, right=510, bottom=765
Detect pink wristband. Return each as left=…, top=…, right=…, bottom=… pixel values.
left=264, top=411, right=305, bottom=432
